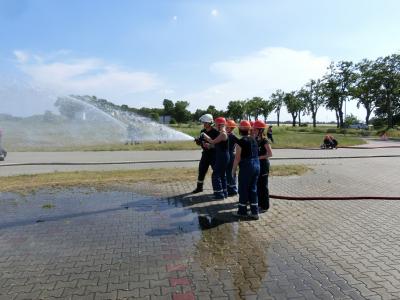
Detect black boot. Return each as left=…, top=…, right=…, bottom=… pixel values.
left=192, top=182, right=203, bottom=193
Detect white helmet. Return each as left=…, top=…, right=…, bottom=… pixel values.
left=199, top=114, right=213, bottom=123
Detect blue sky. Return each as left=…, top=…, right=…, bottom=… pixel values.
left=1, top=0, right=400, bottom=121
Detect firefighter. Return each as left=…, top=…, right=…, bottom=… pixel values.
left=192, top=114, right=219, bottom=193
left=232, top=120, right=260, bottom=219
left=202, top=117, right=229, bottom=199
left=253, top=120, right=273, bottom=212
left=226, top=119, right=238, bottom=196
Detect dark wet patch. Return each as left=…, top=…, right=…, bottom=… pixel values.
left=0, top=187, right=361, bottom=299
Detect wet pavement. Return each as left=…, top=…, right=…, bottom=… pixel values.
left=1, top=169, right=400, bottom=299
left=1, top=139, right=400, bottom=299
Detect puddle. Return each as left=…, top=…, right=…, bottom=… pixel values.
left=0, top=187, right=357, bottom=298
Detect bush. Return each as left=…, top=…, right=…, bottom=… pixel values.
left=371, top=117, right=386, bottom=128
left=311, top=128, right=326, bottom=133
left=299, top=123, right=308, bottom=127
left=360, top=130, right=371, bottom=137
left=326, top=128, right=337, bottom=134
left=169, top=118, right=177, bottom=124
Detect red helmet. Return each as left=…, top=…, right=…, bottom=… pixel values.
left=226, top=119, right=237, bottom=128
left=253, top=120, right=267, bottom=129
left=239, top=120, right=251, bottom=129
left=214, top=117, right=226, bottom=125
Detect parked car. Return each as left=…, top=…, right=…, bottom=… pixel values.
left=349, top=123, right=369, bottom=130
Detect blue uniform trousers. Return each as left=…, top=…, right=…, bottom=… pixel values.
left=226, top=151, right=237, bottom=195
left=212, top=151, right=229, bottom=198
left=238, top=158, right=260, bottom=215
left=257, top=159, right=270, bottom=210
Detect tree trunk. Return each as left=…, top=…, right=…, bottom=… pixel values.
left=335, top=110, right=339, bottom=128
left=365, top=108, right=371, bottom=126
left=312, top=112, right=317, bottom=127
left=292, top=114, right=297, bottom=127
left=387, top=94, right=393, bottom=128
left=298, top=111, right=301, bottom=126
left=263, top=114, right=267, bottom=122
left=338, top=110, right=344, bottom=128
left=277, top=112, right=280, bottom=126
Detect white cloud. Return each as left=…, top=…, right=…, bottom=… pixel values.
left=211, top=9, right=218, bottom=17
left=185, top=47, right=334, bottom=120
left=172, top=15, right=177, bottom=21
left=14, top=50, right=29, bottom=63
left=13, top=50, right=162, bottom=101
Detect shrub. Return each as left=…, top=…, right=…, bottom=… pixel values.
left=169, top=118, right=177, bottom=124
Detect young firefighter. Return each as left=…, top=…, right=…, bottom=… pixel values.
left=253, top=120, right=273, bottom=212
left=232, top=120, right=260, bottom=219
left=202, top=117, right=229, bottom=199
left=192, top=114, right=219, bottom=193
left=226, top=119, right=238, bottom=196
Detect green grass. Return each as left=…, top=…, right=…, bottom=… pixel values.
left=2, top=120, right=368, bottom=151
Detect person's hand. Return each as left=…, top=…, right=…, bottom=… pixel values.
left=201, top=132, right=211, bottom=142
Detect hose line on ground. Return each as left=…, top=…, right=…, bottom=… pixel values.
left=2, top=153, right=400, bottom=201
left=2, top=154, right=400, bottom=167
left=270, top=195, right=400, bottom=201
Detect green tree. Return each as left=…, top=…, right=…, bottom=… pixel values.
left=283, top=92, right=303, bottom=127
left=163, top=99, right=175, bottom=116
left=174, top=101, right=191, bottom=123
left=373, top=54, right=400, bottom=128
left=246, top=97, right=264, bottom=120
left=260, top=99, right=274, bottom=122
left=149, top=112, right=160, bottom=122
left=321, top=61, right=356, bottom=128
left=344, top=113, right=360, bottom=127
left=227, top=100, right=246, bottom=121
left=206, top=105, right=218, bottom=117
left=298, top=79, right=325, bottom=127
left=193, top=108, right=207, bottom=122
left=350, top=59, right=380, bottom=125
left=270, top=89, right=285, bottom=126
left=120, top=104, right=129, bottom=111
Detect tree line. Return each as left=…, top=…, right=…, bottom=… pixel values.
left=57, top=53, right=400, bottom=129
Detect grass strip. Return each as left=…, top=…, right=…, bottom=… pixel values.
left=0, top=165, right=311, bottom=193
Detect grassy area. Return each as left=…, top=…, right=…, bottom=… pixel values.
left=131, top=124, right=367, bottom=148
left=0, top=165, right=311, bottom=193
left=2, top=120, right=370, bottom=151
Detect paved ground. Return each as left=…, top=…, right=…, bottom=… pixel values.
left=1, top=139, right=400, bottom=176
left=1, top=139, right=400, bottom=299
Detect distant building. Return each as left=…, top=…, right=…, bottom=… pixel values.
left=160, top=115, right=171, bottom=124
